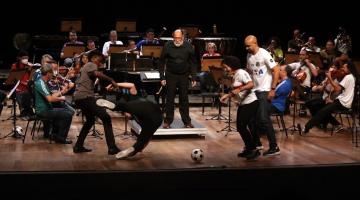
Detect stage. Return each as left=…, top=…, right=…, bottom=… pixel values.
left=1, top=101, right=360, bottom=197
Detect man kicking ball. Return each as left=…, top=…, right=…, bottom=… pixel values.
left=96, top=83, right=163, bottom=159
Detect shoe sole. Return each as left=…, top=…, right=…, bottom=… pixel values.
left=263, top=152, right=280, bottom=156
left=96, top=99, right=115, bottom=110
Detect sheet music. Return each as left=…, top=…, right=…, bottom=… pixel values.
left=144, top=72, right=160, bottom=79
left=7, top=80, right=20, bottom=99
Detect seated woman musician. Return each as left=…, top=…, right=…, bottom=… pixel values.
left=199, top=42, right=222, bottom=93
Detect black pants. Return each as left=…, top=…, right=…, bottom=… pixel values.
left=75, top=97, right=117, bottom=149
left=305, top=99, right=346, bottom=131
left=115, top=98, right=163, bottom=152
left=236, top=100, right=259, bottom=151
left=305, top=97, right=340, bottom=126
left=255, top=91, right=278, bottom=149
left=164, top=72, right=191, bottom=125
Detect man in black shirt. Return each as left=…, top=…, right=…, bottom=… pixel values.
left=159, top=29, right=197, bottom=128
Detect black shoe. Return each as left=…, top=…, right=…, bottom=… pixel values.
left=108, top=146, right=121, bottom=155
left=183, top=123, right=194, bottom=128
left=55, top=139, right=73, bottom=144
left=73, top=146, right=92, bottom=153
left=246, top=149, right=261, bottom=160
left=263, top=146, right=280, bottom=156
left=237, top=149, right=251, bottom=157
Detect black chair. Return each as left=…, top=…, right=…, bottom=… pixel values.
left=23, top=115, right=52, bottom=143
left=271, top=111, right=288, bottom=137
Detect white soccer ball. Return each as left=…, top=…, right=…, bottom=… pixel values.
left=13, top=125, right=23, bottom=135
left=191, top=148, right=204, bottom=162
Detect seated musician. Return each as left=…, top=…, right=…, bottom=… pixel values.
left=60, top=30, right=84, bottom=59
left=136, top=28, right=160, bottom=51
left=86, top=39, right=97, bottom=51
left=102, top=30, right=123, bottom=58
left=320, top=40, right=342, bottom=70
left=266, top=37, right=284, bottom=64
left=288, top=49, right=319, bottom=101
left=199, top=42, right=221, bottom=93
left=305, top=65, right=343, bottom=131
left=301, top=36, right=321, bottom=53
left=34, top=64, right=73, bottom=144
left=270, top=65, right=292, bottom=114
left=299, top=61, right=356, bottom=135
left=10, top=50, right=35, bottom=120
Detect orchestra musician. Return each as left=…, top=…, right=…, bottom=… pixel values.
left=102, top=30, right=123, bottom=58
left=199, top=42, right=221, bottom=93
left=136, top=28, right=160, bottom=51
left=60, top=30, right=84, bottom=59
left=304, top=66, right=344, bottom=131
left=10, top=50, right=35, bottom=120
left=287, top=29, right=305, bottom=53
left=300, top=61, right=356, bottom=135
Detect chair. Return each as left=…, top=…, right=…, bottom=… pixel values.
left=23, top=115, right=52, bottom=143
left=271, top=111, right=288, bottom=137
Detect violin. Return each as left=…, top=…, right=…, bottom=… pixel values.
left=295, top=70, right=307, bottom=83
left=330, top=68, right=347, bottom=81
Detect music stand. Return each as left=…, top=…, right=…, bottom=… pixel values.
left=201, top=56, right=223, bottom=71
left=116, top=20, right=136, bottom=32
left=142, top=44, right=163, bottom=58
left=1, top=80, right=22, bottom=139
left=109, top=53, right=137, bottom=71
left=61, top=20, right=82, bottom=32
left=109, top=44, right=127, bottom=54
left=205, top=66, right=228, bottom=121
left=217, top=96, right=237, bottom=136
left=63, top=44, right=85, bottom=58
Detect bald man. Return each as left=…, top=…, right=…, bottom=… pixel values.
left=245, top=35, right=281, bottom=156
left=159, top=29, right=197, bottom=129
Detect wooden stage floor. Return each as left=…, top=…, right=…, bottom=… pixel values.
left=0, top=101, right=360, bottom=172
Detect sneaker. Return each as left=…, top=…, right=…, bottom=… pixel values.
left=115, top=147, right=136, bottom=159
left=73, top=146, right=92, bottom=153
left=183, top=123, right=194, bottom=128
left=96, top=99, right=115, bottom=110
left=108, top=146, right=121, bottom=155
left=334, top=125, right=344, bottom=133
left=263, top=146, right=280, bottom=156
left=246, top=149, right=261, bottom=160
left=237, top=149, right=251, bottom=157
left=163, top=122, right=170, bottom=129
left=256, top=144, right=264, bottom=150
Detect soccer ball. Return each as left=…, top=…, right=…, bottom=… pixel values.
left=191, top=148, right=204, bottom=162
left=13, top=125, right=23, bottom=136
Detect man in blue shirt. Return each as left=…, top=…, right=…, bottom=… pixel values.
left=271, top=65, right=292, bottom=113
left=136, top=28, right=160, bottom=51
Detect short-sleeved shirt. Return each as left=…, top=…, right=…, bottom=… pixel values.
left=34, top=78, right=52, bottom=114
left=247, top=48, right=277, bottom=92
left=73, top=62, right=97, bottom=100
left=232, top=69, right=257, bottom=106
left=337, top=74, right=355, bottom=108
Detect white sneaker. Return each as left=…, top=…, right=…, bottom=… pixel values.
left=96, top=99, right=115, bottom=110
left=115, top=147, right=135, bottom=159
left=334, top=125, right=344, bottom=133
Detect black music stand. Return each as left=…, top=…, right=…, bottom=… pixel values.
left=141, top=44, right=163, bottom=58
left=217, top=96, right=237, bottom=136
left=109, top=53, right=137, bottom=71
left=205, top=66, right=228, bottom=121
left=1, top=80, right=22, bottom=139
left=63, top=44, right=85, bottom=58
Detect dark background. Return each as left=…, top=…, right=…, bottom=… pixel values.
left=0, top=0, right=358, bottom=68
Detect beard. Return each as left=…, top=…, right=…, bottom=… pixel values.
left=174, top=40, right=183, bottom=47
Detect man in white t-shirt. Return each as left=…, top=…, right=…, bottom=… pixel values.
left=245, top=35, right=280, bottom=156
left=102, top=30, right=124, bottom=57
left=301, top=61, right=356, bottom=134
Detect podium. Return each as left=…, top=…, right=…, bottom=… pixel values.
left=142, top=44, right=163, bottom=58
left=63, top=44, right=85, bottom=58
left=201, top=56, right=223, bottom=71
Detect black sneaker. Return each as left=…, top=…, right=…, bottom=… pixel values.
left=263, top=146, right=280, bottom=156
left=108, top=146, right=121, bottom=155
left=73, top=146, right=92, bottom=153
left=237, top=149, right=251, bottom=157
left=246, top=149, right=261, bottom=160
